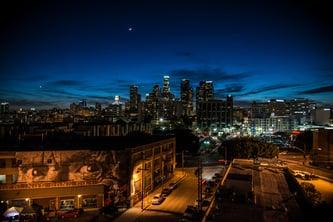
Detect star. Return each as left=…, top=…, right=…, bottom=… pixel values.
left=128, top=27, right=133, bottom=32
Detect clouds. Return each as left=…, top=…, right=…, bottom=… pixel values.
left=299, top=85, right=333, bottom=95
left=240, top=83, right=301, bottom=96
left=171, top=67, right=251, bottom=83
left=215, top=84, right=245, bottom=98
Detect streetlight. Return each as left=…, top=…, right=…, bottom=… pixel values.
left=25, top=198, right=30, bottom=206
left=77, top=195, right=82, bottom=208
left=138, top=152, right=149, bottom=211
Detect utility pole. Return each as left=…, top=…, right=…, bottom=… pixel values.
left=225, top=146, right=227, bottom=165
left=140, top=151, right=149, bottom=211
left=197, top=158, right=202, bottom=211
left=182, top=150, right=185, bottom=174
left=141, top=152, right=144, bottom=210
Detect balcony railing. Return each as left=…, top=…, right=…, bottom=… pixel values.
left=0, top=180, right=99, bottom=190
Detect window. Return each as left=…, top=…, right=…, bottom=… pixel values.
left=82, top=198, right=97, bottom=208
left=60, top=199, right=75, bottom=210
left=0, top=159, right=5, bottom=168
left=11, top=158, right=17, bottom=167
left=0, top=175, right=6, bottom=184
left=12, top=174, right=18, bottom=183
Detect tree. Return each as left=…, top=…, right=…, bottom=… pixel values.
left=218, top=137, right=279, bottom=159
left=301, top=182, right=321, bottom=205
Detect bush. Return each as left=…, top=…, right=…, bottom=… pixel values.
left=218, top=137, right=279, bottom=159
left=300, top=182, right=321, bottom=206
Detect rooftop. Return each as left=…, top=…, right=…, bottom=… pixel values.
left=0, top=133, right=174, bottom=151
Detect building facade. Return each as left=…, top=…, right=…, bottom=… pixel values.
left=0, top=136, right=176, bottom=210
left=197, top=97, right=233, bottom=130
left=180, top=79, right=193, bottom=116
left=312, top=129, right=333, bottom=168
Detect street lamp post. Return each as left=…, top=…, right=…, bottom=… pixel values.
left=182, top=150, right=185, bottom=174
left=140, top=151, right=149, bottom=211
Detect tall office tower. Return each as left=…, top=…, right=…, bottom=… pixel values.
left=109, top=95, right=123, bottom=117
left=287, top=98, right=313, bottom=125
left=130, top=85, right=141, bottom=113
left=95, top=102, right=102, bottom=113
left=251, top=101, right=270, bottom=118
left=196, top=80, right=214, bottom=103
left=267, top=99, right=288, bottom=116
left=226, top=95, right=233, bottom=126
left=151, top=85, right=161, bottom=100
left=79, top=99, right=87, bottom=108
left=145, top=85, right=161, bottom=119
left=180, top=79, right=193, bottom=115
left=0, top=102, right=9, bottom=114
left=196, top=80, right=214, bottom=112
left=197, top=96, right=233, bottom=130
left=162, top=75, right=170, bottom=98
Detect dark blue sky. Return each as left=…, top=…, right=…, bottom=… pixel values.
left=1, top=0, right=333, bottom=108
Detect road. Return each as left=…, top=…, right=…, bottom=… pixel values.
left=278, top=152, right=333, bottom=181
left=114, top=166, right=225, bottom=222
left=148, top=168, right=197, bottom=215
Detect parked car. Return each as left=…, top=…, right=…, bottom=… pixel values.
left=99, top=205, right=118, bottom=217
left=44, top=210, right=57, bottom=221
left=214, top=173, right=222, bottom=178
left=293, top=170, right=311, bottom=180
left=207, top=180, right=215, bottom=188
left=168, top=182, right=177, bottom=190
left=182, top=205, right=202, bottom=221
left=152, top=194, right=165, bottom=205
left=161, top=188, right=172, bottom=197
left=58, top=209, right=81, bottom=219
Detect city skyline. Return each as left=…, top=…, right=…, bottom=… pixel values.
left=1, top=0, right=333, bottom=109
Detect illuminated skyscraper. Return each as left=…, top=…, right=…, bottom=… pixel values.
left=162, top=75, right=170, bottom=98
left=79, top=99, right=87, bottom=108
left=129, top=85, right=141, bottom=113
left=180, top=79, right=193, bottom=115
left=0, top=102, right=9, bottom=114
left=196, top=80, right=214, bottom=103
left=196, top=80, right=214, bottom=112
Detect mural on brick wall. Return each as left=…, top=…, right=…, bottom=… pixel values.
left=15, top=150, right=128, bottom=206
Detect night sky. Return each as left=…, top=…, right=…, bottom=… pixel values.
left=1, top=0, right=333, bottom=109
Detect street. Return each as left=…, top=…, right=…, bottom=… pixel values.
left=114, top=165, right=225, bottom=222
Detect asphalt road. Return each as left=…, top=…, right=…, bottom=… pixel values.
left=278, top=153, right=333, bottom=181
left=139, top=166, right=225, bottom=222
left=148, top=168, right=198, bottom=215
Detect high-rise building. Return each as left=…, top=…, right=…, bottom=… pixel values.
left=196, top=97, right=233, bottom=130
left=311, top=108, right=332, bottom=126
left=95, top=102, right=102, bottom=113
left=251, top=101, right=270, bottom=118
left=162, top=75, right=170, bottom=97
left=108, top=96, right=123, bottom=117
left=251, top=99, right=314, bottom=125
left=180, top=79, right=193, bottom=116
left=129, top=85, right=141, bottom=113
left=312, top=128, right=333, bottom=168
left=196, top=81, right=214, bottom=102
left=226, top=95, right=233, bottom=125
left=79, top=99, right=87, bottom=108
left=287, top=99, right=314, bottom=125
left=144, top=85, right=161, bottom=119
left=0, top=102, right=9, bottom=114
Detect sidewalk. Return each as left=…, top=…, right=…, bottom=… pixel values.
left=113, top=169, right=186, bottom=222
left=282, top=159, right=333, bottom=182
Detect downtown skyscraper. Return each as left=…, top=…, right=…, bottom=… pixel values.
left=180, top=79, right=193, bottom=116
